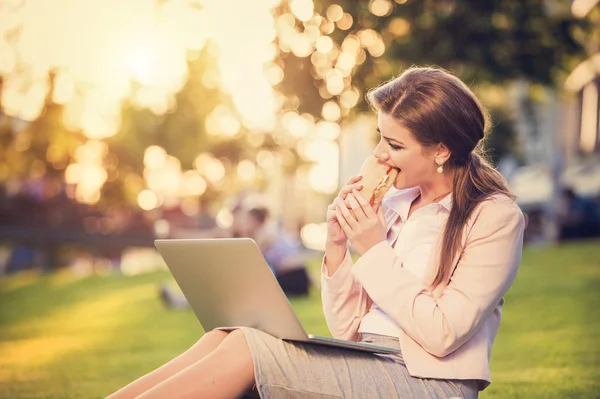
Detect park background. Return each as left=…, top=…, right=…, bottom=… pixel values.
left=0, top=0, right=599, bottom=398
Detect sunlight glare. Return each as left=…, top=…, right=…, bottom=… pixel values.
left=0, top=0, right=283, bottom=138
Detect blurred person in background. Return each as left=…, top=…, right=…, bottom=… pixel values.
left=558, top=187, right=600, bottom=241
left=168, top=203, right=247, bottom=240
left=242, top=206, right=311, bottom=297
left=108, top=66, right=525, bottom=399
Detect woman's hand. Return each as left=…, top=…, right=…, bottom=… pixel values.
left=335, top=189, right=387, bottom=256
left=326, top=176, right=363, bottom=246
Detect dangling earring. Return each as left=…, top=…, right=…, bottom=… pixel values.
left=436, top=162, right=444, bottom=174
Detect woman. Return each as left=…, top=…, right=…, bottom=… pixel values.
left=107, top=67, right=524, bottom=398
left=243, top=206, right=312, bottom=297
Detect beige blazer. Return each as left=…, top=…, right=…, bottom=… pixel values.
left=320, top=193, right=525, bottom=390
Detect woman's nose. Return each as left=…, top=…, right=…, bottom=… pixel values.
left=373, top=144, right=390, bottom=162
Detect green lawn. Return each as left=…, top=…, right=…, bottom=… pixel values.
left=0, top=240, right=599, bottom=399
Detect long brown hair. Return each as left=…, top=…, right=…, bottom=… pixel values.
left=366, top=66, right=515, bottom=288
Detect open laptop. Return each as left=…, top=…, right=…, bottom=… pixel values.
left=154, top=238, right=400, bottom=355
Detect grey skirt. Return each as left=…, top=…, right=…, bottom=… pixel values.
left=227, top=327, right=479, bottom=399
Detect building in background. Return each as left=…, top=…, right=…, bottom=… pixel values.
left=566, top=0, right=600, bottom=157
left=506, top=0, right=600, bottom=243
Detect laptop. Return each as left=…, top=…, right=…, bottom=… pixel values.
left=154, top=238, right=400, bottom=355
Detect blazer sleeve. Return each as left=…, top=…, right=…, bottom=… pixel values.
left=350, top=196, right=525, bottom=357
left=320, top=249, right=371, bottom=341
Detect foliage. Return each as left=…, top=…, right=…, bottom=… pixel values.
left=0, top=0, right=591, bottom=217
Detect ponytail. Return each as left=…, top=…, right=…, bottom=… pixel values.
left=432, top=151, right=515, bottom=288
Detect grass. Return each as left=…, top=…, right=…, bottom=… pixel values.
left=0, top=240, right=599, bottom=399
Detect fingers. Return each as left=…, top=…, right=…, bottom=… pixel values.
left=338, top=182, right=363, bottom=200
left=337, top=175, right=363, bottom=200
left=351, top=190, right=377, bottom=219
left=336, top=198, right=358, bottom=227
left=327, top=197, right=347, bottom=222
left=350, top=190, right=387, bottom=230
left=333, top=197, right=346, bottom=211
left=326, top=203, right=338, bottom=221
left=335, top=205, right=354, bottom=235
left=345, top=175, right=363, bottom=185
left=345, top=192, right=368, bottom=220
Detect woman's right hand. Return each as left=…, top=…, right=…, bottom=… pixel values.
left=326, top=175, right=363, bottom=246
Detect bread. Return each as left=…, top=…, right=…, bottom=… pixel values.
left=349, top=156, right=398, bottom=218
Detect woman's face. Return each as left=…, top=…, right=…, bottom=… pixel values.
left=373, top=112, right=439, bottom=190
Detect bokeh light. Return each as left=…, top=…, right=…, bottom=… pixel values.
left=0, top=0, right=397, bottom=222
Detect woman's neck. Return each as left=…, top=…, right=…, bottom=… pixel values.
left=419, top=173, right=454, bottom=205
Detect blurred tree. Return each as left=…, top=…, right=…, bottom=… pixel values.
left=486, top=108, right=521, bottom=166
left=107, top=50, right=217, bottom=172
left=0, top=0, right=592, bottom=228
left=0, top=72, right=85, bottom=197
left=276, top=0, right=589, bottom=160
left=325, top=0, right=587, bottom=95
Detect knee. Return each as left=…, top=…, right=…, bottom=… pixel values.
left=220, top=330, right=252, bottom=358
left=219, top=330, right=254, bottom=375
left=205, top=329, right=230, bottom=340
left=226, top=329, right=247, bottom=343
left=191, top=329, right=229, bottom=350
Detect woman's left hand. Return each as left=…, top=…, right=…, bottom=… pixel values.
left=335, top=189, right=387, bottom=256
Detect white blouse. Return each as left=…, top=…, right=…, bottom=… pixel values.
left=357, top=186, right=452, bottom=337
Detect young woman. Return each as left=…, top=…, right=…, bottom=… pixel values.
left=107, top=67, right=524, bottom=399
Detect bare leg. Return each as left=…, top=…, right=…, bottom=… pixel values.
left=106, top=330, right=230, bottom=399
left=136, top=329, right=255, bottom=399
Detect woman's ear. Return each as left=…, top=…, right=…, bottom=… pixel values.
left=435, top=143, right=451, bottom=165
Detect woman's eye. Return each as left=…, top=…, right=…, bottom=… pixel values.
left=389, top=143, right=402, bottom=150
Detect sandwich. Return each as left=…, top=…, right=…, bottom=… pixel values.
left=349, top=156, right=399, bottom=219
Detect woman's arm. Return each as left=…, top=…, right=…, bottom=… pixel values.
left=320, top=245, right=371, bottom=341
left=350, top=196, right=525, bottom=357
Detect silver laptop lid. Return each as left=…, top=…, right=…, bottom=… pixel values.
left=155, top=238, right=309, bottom=341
